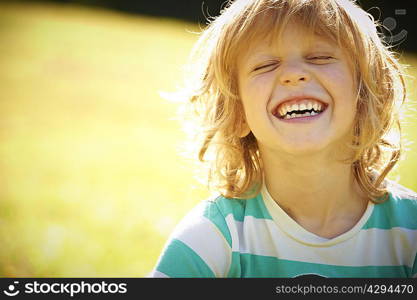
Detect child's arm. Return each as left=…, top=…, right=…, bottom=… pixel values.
left=149, top=201, right=233, bottom=278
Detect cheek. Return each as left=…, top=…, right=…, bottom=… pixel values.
left=321, top=66, right=356, bottom=104
left=248, top=75, right=274, bottom=94
left=240, top=76, right=274, bottom=110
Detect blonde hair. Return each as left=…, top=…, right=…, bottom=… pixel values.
left=180, top=0, right=407, bottom=202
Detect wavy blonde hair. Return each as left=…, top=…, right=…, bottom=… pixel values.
left=180, top=0, right=407, bottom=202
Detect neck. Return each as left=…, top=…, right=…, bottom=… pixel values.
left=260, top=147, right=367, bottom=238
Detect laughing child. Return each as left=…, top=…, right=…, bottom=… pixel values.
left=150, top=0, right=417, bottom=277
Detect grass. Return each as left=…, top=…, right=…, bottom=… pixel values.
left=0, top=2, right=209, bottom=277
left=0, top=1, right=416, bottom=277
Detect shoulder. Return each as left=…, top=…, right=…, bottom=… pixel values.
left=386, top=180, right=417, bottom=201
left=172, top=195, right=247, bottom=236
left=151, top=194, right=259, bottom=278
left=172, top=193, right=268, bottom=250
left=151, top=198, right=234, bottom=278
left=205, top=194, right=247, bottom=222
left=211, top=192, right=271, bottom=216
left=385, top=180, right=417, bottom=212
left=368, top=180, right=417, bottom=230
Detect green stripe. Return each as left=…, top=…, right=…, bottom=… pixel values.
left=156, top=239, right=215, bottom=278
left=213, top=194, right=273, bottom=222
left=239, top=253, right=412, bottom=278
left=203, top=200, right=233, bottom=247
left=203, top=194, right=273, bottom=248
left=249, top=193, right=273, bottom=220
left=227, top=251, right=242, bottom=277
left=363, top=193, right=417, bottom=230
left=212, top=196, right=246, bottom=222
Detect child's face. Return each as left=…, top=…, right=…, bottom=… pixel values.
left=237, top=22, right=357, bottom=157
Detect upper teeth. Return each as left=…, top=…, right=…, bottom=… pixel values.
left=278, top=99, right=324, bottom=117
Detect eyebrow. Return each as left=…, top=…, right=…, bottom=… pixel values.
left=242, top=53, right=277, bottom=72
left=306, top=38, right=335, bottom=49
left=246, top=53, right=276, bottom=64
left=245, top=44, right=336, bottom=63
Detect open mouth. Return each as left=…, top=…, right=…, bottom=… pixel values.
left=273, top=99, right=328, bottom=120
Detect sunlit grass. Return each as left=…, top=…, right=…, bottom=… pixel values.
left=0, top=2, right=416, bottom=277
left=0, top=2, right=208, bottom=277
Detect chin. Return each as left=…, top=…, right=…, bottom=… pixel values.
left=278, top=139, right=331, bottom=156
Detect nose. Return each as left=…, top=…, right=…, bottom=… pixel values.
left=278, top=62, right=310, bottom=86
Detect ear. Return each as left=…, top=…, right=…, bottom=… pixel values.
left=236, top=100, right=251, bottom=137
left=238, top=119, right=251, bottom=138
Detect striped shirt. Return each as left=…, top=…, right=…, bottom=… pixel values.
left=150, top=182, right=417, bottom=277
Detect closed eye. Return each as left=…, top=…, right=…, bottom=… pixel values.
left=253, top=62, right=279, bottom=72
left=308, top=56, right=335, bottom=63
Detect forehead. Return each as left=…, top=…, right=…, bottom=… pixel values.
left=238, top=23, right=338, bottom=60
left=239, top=6, right=340, bottom=46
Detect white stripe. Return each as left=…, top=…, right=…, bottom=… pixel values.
left=148, top=270, right=169, bottom=278
left=171, top=203, right=232, bottom=277
left=232, top=216, right=417, bottom=268
left=225, top=214, right=240, bottom=252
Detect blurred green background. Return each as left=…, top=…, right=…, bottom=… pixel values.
left=0, top=1, right=416, bottom=277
